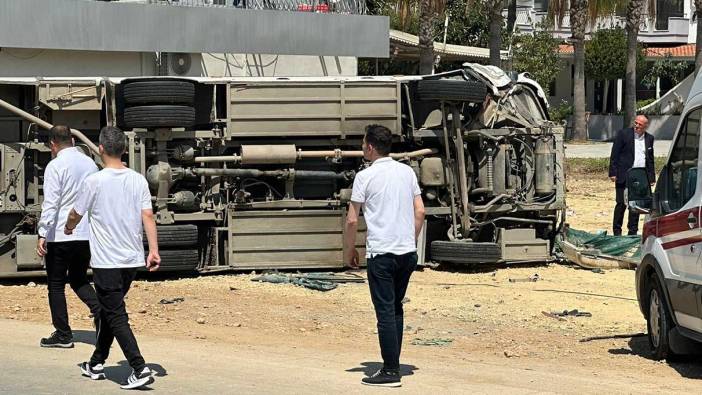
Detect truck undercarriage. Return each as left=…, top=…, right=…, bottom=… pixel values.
left=0, top=65, right=565, bottom=277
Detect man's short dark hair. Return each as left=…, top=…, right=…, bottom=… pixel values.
left=49, top=125, right=73, bottom=147
left=99, top=126, right=127, bottom=157
left=365, top=124, right=392, bottom=156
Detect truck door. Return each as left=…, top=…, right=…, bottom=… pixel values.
left=656, top=107, right=702, bottom=326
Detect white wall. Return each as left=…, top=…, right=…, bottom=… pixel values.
left=200, top=54, right=358, bottom=77
left=0, top=49, right=358, bottom=78
left=0, top=49, right=156, bottom=77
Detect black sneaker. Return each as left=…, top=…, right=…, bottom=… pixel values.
left=40, top=331, right=74, bottom=348
left=361, top=368, right=401, bottom=387
left=120, top=367, right=154, bottom=390
left=80, top=362, right=106, bottom=380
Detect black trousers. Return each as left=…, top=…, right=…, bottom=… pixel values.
left=45, top=241, right=100, bottom=337
left=613, top=185, right=640, bottom=236
left=367, top=252, right=417, bottom=372
left=90, top=268, right=146, bottom=372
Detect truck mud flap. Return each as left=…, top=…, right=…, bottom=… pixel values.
left=430, top=240, right=501, bottom=264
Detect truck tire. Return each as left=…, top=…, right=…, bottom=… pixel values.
left=416, top=79, right=487, bottom=103
left=430, top=240, right=501, bottom=264
left=123, top=105, right=196, bottom=129
left=153, top=249, right=199, bottom=271
left=646, top=274, right=674, bottom=360
left=123, top=80, right=195, bottom=105
left=143, top=224, right=198, bottom=248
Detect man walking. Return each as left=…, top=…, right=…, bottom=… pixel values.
left=344, top=124, right=425, bottom=387
left=609, top=114, right=655, bottom=236
left=65, top=126, right=160, bottom=390
left=36, top=125, right=100, bottom=348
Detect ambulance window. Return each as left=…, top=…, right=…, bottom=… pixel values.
left=664, top=109, right=700, bottom=213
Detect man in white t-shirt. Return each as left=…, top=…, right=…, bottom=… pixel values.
left=65, top=126, right=160, bottom=390
left=36, top=125, right=100, bottom=349
left=344, top=124, right=425, bottom=388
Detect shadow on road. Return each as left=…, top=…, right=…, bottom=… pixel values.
left=96, top=360, right=168, bottom=388
left=72, top=330, right=97, bottom=346
left=346, top=361, right=418, bottom=377
left=607, top=336, right=702, bottom=380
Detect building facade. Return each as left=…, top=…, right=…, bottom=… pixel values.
left=509, top=0, right=695, bottom=115
left=0, top=0, right=389, bottom=77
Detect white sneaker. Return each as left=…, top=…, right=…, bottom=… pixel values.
left=80, top=362, right=106, bottom=380
left=120, top=367, right=154, bottom=390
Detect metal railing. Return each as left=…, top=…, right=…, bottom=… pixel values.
left=111, top=0, right=366, bottom=14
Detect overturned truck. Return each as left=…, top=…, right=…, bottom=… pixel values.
left=0, top=64, right=565, bottom=277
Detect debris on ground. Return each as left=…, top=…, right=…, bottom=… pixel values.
left=27, top=282, right=36, bottom=287
left=541, top=311, right=566, bottom=321
left=504, top=350, right=520, bottom=358
left=509, top=274, right=540, bottom=283
left=252, top=271, right=365, bottom=292
left=551, top=309, right=592, bottom=318
left=159, top=297, right=185, bottom=305
left=411, top=338, right=453, bottom=346
left=556, top=227, right=640, bottom=270
left=579, top=333, right=646, bottom=343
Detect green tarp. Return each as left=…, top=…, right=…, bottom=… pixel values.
left=559, top=228, right=641, bottom=258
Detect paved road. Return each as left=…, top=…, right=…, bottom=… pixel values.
left=565, top=141, right=671, bottom=158
left=1, top=318, right=699, bottom=394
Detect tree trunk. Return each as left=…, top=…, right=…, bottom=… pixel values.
left=489, top=2, right=503, bottom=67
left=696, top=2, right=702, bottom=75
left=507, top=0, right=517, bottom=33
left=418, top=0, right=434, bottom=75
left=624, top=0, right=644, bottom=127
left=570, top=0, right=588, bottom=141
left=602, top=80, right=610, bottom=114
left=573, top=39, right=587, bottom=141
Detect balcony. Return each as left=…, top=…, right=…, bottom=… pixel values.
left=511, top=9, right=690, bottom=45
left=0, top=0, right=387, bottom=57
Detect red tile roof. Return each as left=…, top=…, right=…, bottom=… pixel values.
left=558, top=43, right=696, bottom=58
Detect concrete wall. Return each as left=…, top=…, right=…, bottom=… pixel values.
left=200, top=54, right=357, bottom=77
left=0, top=49, right=156, bottom=77
left=0, top=0, right=388, bottom=58
left=586, top=115, right=679, bottom=141
left=0, top=50, right=358, bottom=77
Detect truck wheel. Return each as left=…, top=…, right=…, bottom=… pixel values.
left=416, top=80, right=487, bottom=103
left=430, top=240, right=501, bottom=264
left=152, top=249, right=199, bottom=272
left=646, top=275, right=674, bottom=360
left=122, top=80, right=195, bottom=105
left=123, top=105, right=196, bottom=129
left=143, top=224, right=198, bottom=248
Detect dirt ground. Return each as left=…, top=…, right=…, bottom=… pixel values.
left=2, top=169, right=701, bottom=392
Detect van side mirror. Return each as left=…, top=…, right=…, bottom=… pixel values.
left=627, top=168, right=652, bottom=214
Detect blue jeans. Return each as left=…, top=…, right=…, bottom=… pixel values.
left=366, top=252, right=417, bottom=371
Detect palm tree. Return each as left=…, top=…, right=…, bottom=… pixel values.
left=487, top=0, right=504, bottom=67
left=695, top=1, right=702, bottom=75
left=395, top=0, right=446, bottom=75
left=623, top=1, right=654, bottom=128
left=550, top=0, right=621, bottom=141
left=468, top=0, right=504, bottom=67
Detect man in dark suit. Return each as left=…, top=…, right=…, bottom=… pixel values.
left=609, top=115, right=655, bottom=236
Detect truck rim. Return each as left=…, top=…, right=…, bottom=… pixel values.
left=649, top=289, right=661, bottom=349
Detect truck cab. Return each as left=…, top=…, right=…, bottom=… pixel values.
left=628, top=73, right=702, bottom=360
